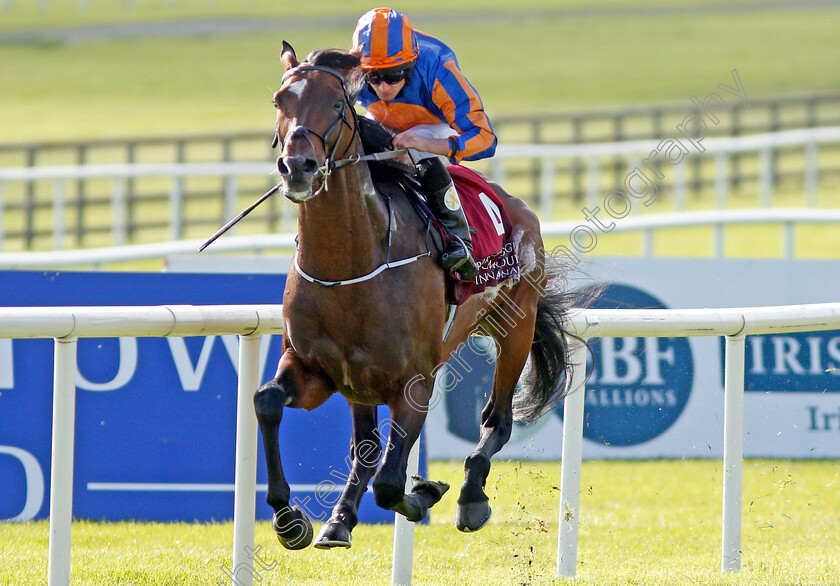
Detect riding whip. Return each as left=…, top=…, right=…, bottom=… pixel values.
left=198, top=149, right=410, bottom=252
left=197, top=183, right=281, bottom=252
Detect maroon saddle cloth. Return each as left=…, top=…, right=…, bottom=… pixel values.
left=448, top=165, right=521, bottom=305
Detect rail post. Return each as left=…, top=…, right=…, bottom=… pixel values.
left=721, top=332, right=746, bottom=571
left=391, top=440, right=420, bottom=585
left=231, top=333, right=263, bottom=586
left=556, top=341, right=589, bottom=578
left=47, top=337, right=78, bottom=586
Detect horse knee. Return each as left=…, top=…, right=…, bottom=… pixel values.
left=254, top=380, right=288, bottom=421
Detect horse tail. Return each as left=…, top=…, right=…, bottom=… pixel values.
left=512, top=253, right=591, bottom=425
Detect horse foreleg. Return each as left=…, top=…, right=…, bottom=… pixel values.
left=314, top=403, right=379, bottom=549
left=372, top=387, right=449, bottom=522
left=254, top=349, right=334, bottom=550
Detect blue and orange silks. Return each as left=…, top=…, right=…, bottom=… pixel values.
left=355, top=30, right=497, bottom=164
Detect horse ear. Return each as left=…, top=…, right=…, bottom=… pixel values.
left=346, top=44, right=365, bottom=87
left=281, top=40, right=299, bottom=71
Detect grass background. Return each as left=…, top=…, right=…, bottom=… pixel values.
left=1, top=459, right=839, bottom=585
left=0, top=1, right=838, bottom=142
left=1, top=0, right=839, bottom=259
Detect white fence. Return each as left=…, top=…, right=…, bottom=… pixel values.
left=0, top=126, right=838, bottom=251
left=0, top=305, right=285, bottom=586
left=558, top=302, right=840, bottom=577
left=0, top=208, right=838, bottom=269
left=4, top=0, right=215, bottom=9
left=493, top=125, right=840, bottom=218
left=4, top=302, right=840, bottom=584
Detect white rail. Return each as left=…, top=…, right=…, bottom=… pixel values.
left=0, top=305, right=414, bottom=586
left=557, top=302, right=840, bottom=578
left=0, top=305, right=284, bottom=586
left=492, top=126, right=840, bottom=216
left=496, top=125, right=840, bottom=158
left=1, top=126, right=837, bottom=251
left=0, top=208, right=838, bottom=269
left=0, top=233, right=297, bottom=269
left=4, top=302, right=840, bottom=582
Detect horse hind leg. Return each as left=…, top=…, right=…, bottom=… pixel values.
left=314, top=403, right=380, bottom=549
left=456, top=290, right=539, bottom=532
left=371, top=392, right=450, bottom=522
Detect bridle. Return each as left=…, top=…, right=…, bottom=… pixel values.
left=198, top=61, right=411, bottom=255
left=274, top=64, right=411, bottom=193
left=273, top=65, right=360, bottom=193
left=272, top=63, right=431, bottom=287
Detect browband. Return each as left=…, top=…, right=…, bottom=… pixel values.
left=281, top=65, right=346, bottom=86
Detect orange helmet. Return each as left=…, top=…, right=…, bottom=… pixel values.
left=351, top=8, right=419, bottom=70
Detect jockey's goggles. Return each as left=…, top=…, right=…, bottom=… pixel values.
left=365, top=67, right=411, bottom=85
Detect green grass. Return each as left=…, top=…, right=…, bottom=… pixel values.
left=1, top=459, right=839, bottom=585
left=0, top=0, right=773, bottom=30
left=0, top=1, right=838, bottom=263
left=0, top=2, right=838, bottom=142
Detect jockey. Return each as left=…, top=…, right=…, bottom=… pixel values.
left=351, top=7, right=497, bottom=280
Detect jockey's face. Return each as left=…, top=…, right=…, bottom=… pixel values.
left=369, top=78, right=406, bottom=102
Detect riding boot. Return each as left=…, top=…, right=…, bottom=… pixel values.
left=417, top=158, right=480, bottom=279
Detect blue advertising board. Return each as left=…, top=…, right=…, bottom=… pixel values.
left=564, top=283, right=694, bottom=447
left=428, top=283, right=694, bottom=452
left=425, top=258, right=840, bottom=460
left=734, top=331, right=840, bottom=394
left=0, top=270, right=421, bottom=523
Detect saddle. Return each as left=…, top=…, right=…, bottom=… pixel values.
left=361, top=120, right=520, bottom=305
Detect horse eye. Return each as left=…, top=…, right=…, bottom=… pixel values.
left=333, top=99, right=344, bottom=111
left=272, top=90, right=284, bottom=109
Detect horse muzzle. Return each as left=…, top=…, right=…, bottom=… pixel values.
left=277, top=155, right=321, bottom=202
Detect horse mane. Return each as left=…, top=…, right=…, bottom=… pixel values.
left=306, top=48, right=360, bottom=70
left=304, top=49, right=364, bottom=98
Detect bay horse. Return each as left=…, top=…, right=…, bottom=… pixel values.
left=255, top=42, right=579, bottom=550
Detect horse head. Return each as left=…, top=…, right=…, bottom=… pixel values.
left=272, top=41, right=363, bottom=203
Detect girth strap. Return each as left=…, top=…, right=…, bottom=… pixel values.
left=292, top=250, right=431, bottom=287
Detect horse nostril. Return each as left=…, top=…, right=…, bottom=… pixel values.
left=301, top=159, right=319, bottom=175
left=276, top=156, right=291, bottom=176
left=279, top=156, right=319, bottom=177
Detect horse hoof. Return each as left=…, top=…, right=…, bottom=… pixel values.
left=410, top=476, right=450, bottom=506
left=314, top=521, right=352, bottom=549
left=455, top=499, right=491, bottom=533
left=273, top=505, right=313, bottom=550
